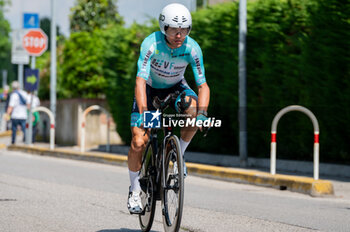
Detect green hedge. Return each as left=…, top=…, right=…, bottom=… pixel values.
left=186, top=0, right=349, bottom=164
left=57, top=0, right=349, bottom=164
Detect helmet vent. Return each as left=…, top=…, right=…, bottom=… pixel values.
left=182, top=16, right=187, bottom=22
left=172, top=16, right=179, bottom=22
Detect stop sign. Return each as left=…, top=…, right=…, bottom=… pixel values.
left=23, top=29, right=48, bottom=56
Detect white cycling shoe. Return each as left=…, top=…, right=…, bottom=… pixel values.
left=127, top=189, right=143, bottom=214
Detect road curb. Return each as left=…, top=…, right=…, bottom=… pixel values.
left=7, top=144, right=334, bottom=197
left=0, top=130, right=12, bottom=137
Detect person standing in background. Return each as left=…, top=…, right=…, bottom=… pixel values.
left=6, top=81, right=28, bottom=144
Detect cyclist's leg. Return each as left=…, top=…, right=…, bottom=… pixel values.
left=128, top=126, right=148, bottom=171
left=128, top=116, right=149, bottom=213
left=128, top=86, right=155, bottom=213
left=173, top=79, right=198, bottom=155
left=129, top=85, right=154, bottom=175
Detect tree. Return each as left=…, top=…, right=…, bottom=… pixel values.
left=40, top=17, right=62, bottom=50
left=69, top=0, right=123, bottom=33
left=0, top=0, right=11, bottom=69
left=0, top=0, right=14, bottom=84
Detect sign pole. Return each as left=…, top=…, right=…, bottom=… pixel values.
left=2, top=70, right=7, bottom=88
left=50, top=0, right=57, bottom=119
left=239, top=0, right=248, bottom=167
left=18, top=64, right=24, bottom=89
left=25, top=56, right=36, bottom=145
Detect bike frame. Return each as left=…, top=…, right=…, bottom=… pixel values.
left=146, top=126, right=174, bottom=197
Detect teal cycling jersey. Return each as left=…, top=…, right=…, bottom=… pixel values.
left=137, top=31, right=206, bottom=89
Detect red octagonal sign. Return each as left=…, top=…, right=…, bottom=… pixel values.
left=23, top=29, right=48, bottom=56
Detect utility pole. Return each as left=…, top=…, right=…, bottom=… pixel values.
left=238, top=0, right=248, bottom=167
left=50, top=0, right=57, bottom=119
left=2, top=70, right=7, bottom=88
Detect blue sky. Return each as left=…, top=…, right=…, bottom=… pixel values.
left=4, top=0, right=196, bottom=36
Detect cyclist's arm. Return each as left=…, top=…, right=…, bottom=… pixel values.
left=188, top=41, right=210, bottom=112
left=135, top=76, right=147, bottom=114
left=197, top=82, right=210, bottom=113
left=135, top=34, right=156, bottom=114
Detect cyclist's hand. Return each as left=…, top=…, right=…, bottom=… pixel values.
left=196, top=112, right=209, bottom=132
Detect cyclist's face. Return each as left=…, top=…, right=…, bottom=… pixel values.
left=165, top=27, right=190, bottom=49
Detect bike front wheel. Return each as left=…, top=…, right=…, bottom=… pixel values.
left=139, top=142, right=156, bottom=232
left=161, top=135, right=184, bottom=232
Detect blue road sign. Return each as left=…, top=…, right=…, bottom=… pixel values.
left=23, top=13, right=39, bottom=29
left=24, top=68, right=39, bottom=92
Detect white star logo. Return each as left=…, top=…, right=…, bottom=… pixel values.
left=151, top=109, right=161, bottom=121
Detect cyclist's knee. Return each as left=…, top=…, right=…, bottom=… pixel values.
left=131, top=134, right=146, bottom=152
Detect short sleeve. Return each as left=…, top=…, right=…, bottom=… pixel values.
left=9, top=93, right=18, bottom=107
left=189, top=41, right=206, bottom=86
left=136, top=35, right=156, bottom=80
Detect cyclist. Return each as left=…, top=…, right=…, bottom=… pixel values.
left=127, top=3, right=210, bottom=214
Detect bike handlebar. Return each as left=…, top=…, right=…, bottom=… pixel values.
left=149, top=91, right=210, bottom=137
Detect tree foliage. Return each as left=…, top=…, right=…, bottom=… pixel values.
left=0, top=0, right=11, bottom=70
left=70, top=0, right=123, bottom=33
left=40, top=17, right=62, bottom=50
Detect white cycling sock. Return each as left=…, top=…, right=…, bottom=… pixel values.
left=180, top=138, right=190, bottom=157
left=129, top=170, right=141, bottom=192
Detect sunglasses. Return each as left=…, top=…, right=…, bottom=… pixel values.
left=166, top=27, right=190, bottom=37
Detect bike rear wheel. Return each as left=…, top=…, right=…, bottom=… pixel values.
left=161, top=135, right=184, bottom=232
left=139, top=143, right=156, bottom=232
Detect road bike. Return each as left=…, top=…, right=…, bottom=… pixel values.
left=138, top=92, right=188, bottom=232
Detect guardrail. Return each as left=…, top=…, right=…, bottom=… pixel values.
left=270, top=105, right=320, bottom=180
left=80, top=105, right=111, bottom=153
left=33, top=106, right=55, bottom=150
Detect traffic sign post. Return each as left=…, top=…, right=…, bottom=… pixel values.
left=23, top=29, right=48, bottom=56
left=24, top=68, right=39, bottom=145
left=22, top=29, right=47, bottom=145
left=23, top=13, right=39, bottom=29
left=11, top=30, right=30, bottom=64
left=11, top=29, right=30, bottom=89
left=24, top=68, right=39, bottom=92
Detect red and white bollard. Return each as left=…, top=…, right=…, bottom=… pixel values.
left=270, top=105, right=320, bottom=180
left=33, top=106, right=55, bottom=150
left=80, top=105, right=110, bottom=153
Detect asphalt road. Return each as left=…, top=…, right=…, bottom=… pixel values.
left=1, top=150, right=350, bottom=232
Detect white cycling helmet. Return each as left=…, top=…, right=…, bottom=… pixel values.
left=159, top=3, right=192, bottom=35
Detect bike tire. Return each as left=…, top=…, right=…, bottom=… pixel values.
left=139, top=143, right=156, bottom=232
left=161, top=135, right=184, bottom=232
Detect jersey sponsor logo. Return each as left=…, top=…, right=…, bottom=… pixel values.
left=151, top=59, right=175, bottom=70
left=193, top=55, right=203, bottom=76
left=157, top=72, right=180, bottom=78
left=172, top=53, right=190, bottom=58
left=151, top=65, right=181, bottom=78
left=142, top=50, right=153, bottom=69
left=173, top=65, right=186, bottom=70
